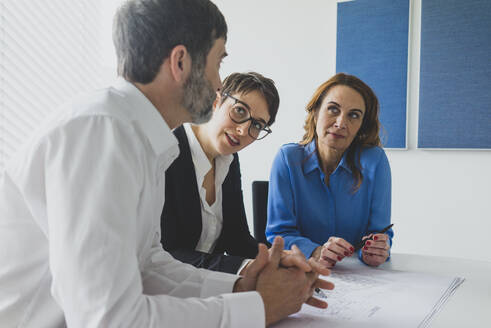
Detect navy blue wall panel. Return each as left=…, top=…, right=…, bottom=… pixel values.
left=419, top=0, right=491, bottom=149
left=336, top=0, right=409, bottom=149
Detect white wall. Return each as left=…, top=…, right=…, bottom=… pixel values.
left=214, top=0, right=491, bottom=262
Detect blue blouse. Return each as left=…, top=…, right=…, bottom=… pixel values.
left=266, top=141, right=393, bottom=259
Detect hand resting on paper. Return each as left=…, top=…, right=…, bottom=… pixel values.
left=234, top=236, right=334, bottom=326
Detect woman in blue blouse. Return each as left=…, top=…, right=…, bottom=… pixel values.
left=266, top=73, right=393, bottom=267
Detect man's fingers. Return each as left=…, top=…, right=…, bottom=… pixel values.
left=306, top=297, right=328, bottom=309
left=308, top=257, right=331, bottom=276
left=313, top=278, right=335, bottom=291
left=291, top=244, right=303, bottom=256
left=281, top=254, right=312, bottom=272
left=269, top=236, right=284, bottom=267
left=281, top=244, right=311, bottom=271
left=246, top=243, right=269, bottom=277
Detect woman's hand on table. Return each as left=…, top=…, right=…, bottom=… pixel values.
left=312, top=237, right=355, bottom=268
left=361, top=233, right=390, bottom=266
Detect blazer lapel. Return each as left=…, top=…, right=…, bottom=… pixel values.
left=172, top=126, right=202, bottom=246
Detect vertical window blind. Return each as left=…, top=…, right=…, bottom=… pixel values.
left=0, top=0, right=109, bottom=170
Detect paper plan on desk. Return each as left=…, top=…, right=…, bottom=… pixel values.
left=272, top=261, right=464, bottom=328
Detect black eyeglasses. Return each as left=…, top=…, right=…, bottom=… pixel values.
left=222, top=92, right=272, bottom=140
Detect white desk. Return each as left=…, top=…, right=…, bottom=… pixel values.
left=380, top=253, right=491, bottom=327
left=277, top=253, right=491, bottom=327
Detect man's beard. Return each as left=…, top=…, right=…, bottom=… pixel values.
left=182, top=63, right=216, bottom=124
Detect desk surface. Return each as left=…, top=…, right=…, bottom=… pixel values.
left=379, top=253, right=491, bottom=327
left=278, top=253, right=491, bottom=327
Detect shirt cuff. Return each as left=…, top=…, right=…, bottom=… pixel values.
left=236, top=259, right=252, bottom=275
left=200, top=270, right=239, bottom=298
left=222, top=291, right=265, bottom=328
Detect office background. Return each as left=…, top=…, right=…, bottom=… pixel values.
left=1, top=0, right=490, bottom=262
left=336, top=0, right=409, bottom=149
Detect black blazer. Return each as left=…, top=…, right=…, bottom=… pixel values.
left=161, top=126, right=259, bottom=273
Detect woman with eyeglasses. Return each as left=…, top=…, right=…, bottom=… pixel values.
left=266, top=73, right=393, bottom=268
left=161, top=72, right=278, bottom=274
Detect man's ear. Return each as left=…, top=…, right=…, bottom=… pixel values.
left=212, top=91, right=221, bottom=111
left=168, top=45, right=190, bottom=83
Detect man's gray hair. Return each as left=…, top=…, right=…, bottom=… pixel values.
left=113, top=0, right=227, bottom=83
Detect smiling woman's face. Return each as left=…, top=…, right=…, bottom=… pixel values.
left=315, top=85, right=366, bottom=153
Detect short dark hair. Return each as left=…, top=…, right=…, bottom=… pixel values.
left=221, top=72, right=280, bottom=126
left=113, top=0, right=227, bottom=83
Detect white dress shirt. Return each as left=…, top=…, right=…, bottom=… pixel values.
left=183, top=124, right=251, bottom=274
left=0, top=79, right=264, bottom=327
left=184, top=124, right=233, bottom=253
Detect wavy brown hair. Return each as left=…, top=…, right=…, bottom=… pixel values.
left=300, top=73, right=382, bottom=191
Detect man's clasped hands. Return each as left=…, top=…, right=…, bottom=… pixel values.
left=234, top=236, right=335, bottom=326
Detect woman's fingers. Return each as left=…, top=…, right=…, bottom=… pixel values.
left=321, top=247, right=340, bottom=263
left=318, top=237, right=355, bottom=268
left=363, top=246, right=388, bottom=257
left=362, top=238, right=390, bottom=267
left=327, top=237, right=355, bottom=255
left=318, top=257, right=336, bottom=268
left=363, top=242, right=388, bottom=255
left=363, top=239, right=388, bottom=250
left=323, top=238, right=354, bottom=262
left=363, top=239, right=389, bottom=256
left=372, top=233, right=388, bottom=242
left=362, top=252, right=386, bottom=266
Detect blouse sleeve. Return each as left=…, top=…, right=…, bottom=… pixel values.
left=266, top=148, right=321, bottom=257
left=359, top=149, right=393, bottom=262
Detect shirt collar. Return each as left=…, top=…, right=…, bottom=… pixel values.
left=111, top=77, right=178, bottom=158
left=302, top=140, right=320, bottom=175
left=302, top=140, right=352, bottom=175
left=338, top=152, right=352, bottom=174
left=184, top=124, right=233, bottom=184
left=215, top=154, right=234, bottom=187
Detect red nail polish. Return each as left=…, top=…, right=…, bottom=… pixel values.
left=344, top=251, right=349, bottom=256
left=363, top=246, right=368, bottom=250
left=366, top=241, right=371, bottom=246
left=350, top=247, right=354, bottom=252
left=374, top=236, right=378, bottom=240
left=337, top=256, right=342, bottom=261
